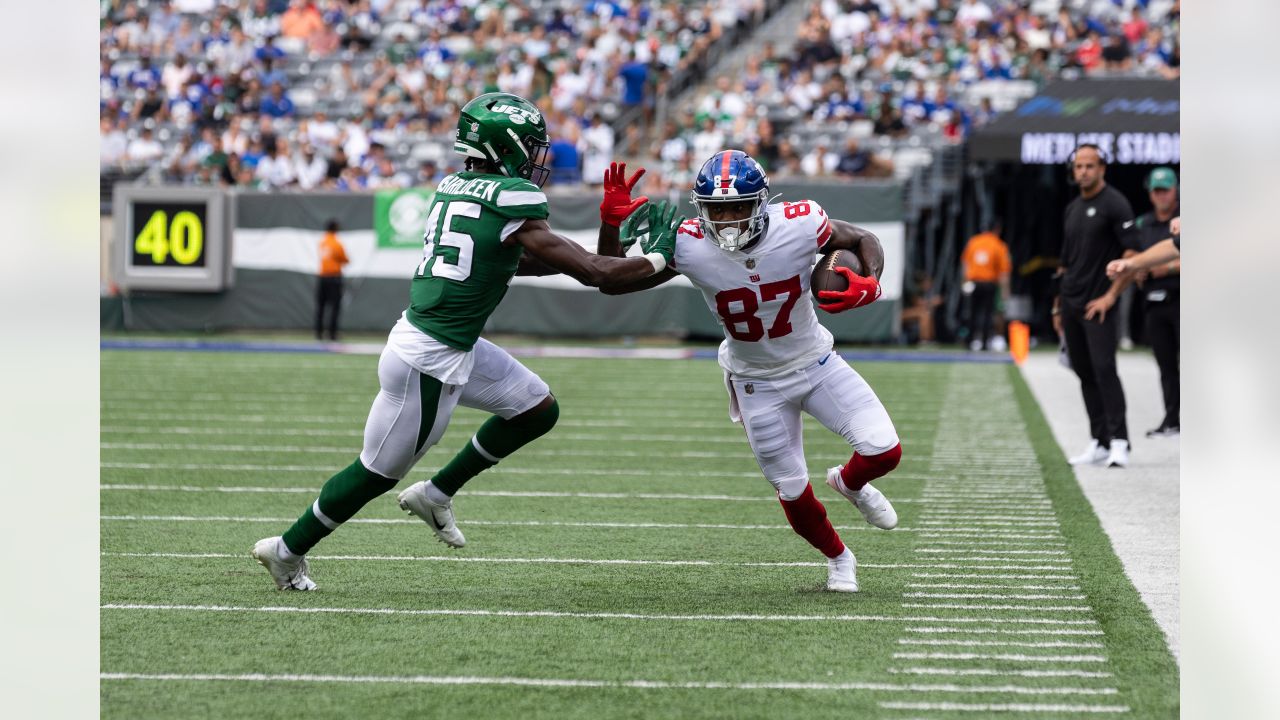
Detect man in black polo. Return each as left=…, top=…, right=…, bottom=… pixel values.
left=1126, top=167, right=1180, bottom=438
left=1052, top=144, right=1137, bottom=468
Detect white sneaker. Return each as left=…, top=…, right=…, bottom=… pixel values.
left=397, top=481, right=466, bottom=548
left=1107, top=439, right=1130, bottom=468
left=827, top=547, right=859, bottom=592
left=969, top=339, right=983, bottom=352
left=826, top=467, right=898, bottom=529
left=1068, top=440, right=1109, bottom=466
left=251, top=536, right=317, bottom=591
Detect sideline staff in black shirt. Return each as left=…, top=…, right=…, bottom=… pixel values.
left=1052, top=144, right=1137, bottom=468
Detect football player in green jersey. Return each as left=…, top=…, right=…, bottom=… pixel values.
left=253, top=92, right=681, bottom=590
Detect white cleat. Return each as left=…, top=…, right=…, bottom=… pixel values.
left=826, top=467, right=898, bottom=529
left=827, top=547, right=859, bottom=592
left=1107, top=439, right=1130, bottom=468
left=1068, top=440, right=1109, bottom=466
left=398, top=481, right=466, bottom=548
left=251, top=536, right=317, bottom=591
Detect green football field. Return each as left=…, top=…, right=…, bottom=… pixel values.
left=100, top=348, right=1178, bottom=719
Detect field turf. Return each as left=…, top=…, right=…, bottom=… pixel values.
left=100, top=348, right=1177, bottom=718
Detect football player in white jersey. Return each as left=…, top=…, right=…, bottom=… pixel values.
left=597, top=150, right=903, bottom=592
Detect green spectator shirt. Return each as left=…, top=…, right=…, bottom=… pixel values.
left=406, top=172, right=549, bottom=351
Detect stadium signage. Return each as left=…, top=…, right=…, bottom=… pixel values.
left=375, top=188, right=437, bottom=249
left=114, top=185, right=233, bottom=291
left=969, top=79, right=1178, bottom=165
left=1020, top=132, right=1180, bottom=165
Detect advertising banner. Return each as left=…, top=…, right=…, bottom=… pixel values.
left=374, top=188, right=435, bottom=249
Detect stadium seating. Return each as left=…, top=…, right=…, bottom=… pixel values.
left=100, top=0, right=1179, bottom=195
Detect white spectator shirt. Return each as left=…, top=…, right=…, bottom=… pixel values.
left=673, top=201, right=835, bottom=379
left=956, top=0, right=994, bottom=26
left=161, top=62, right=194, bottom=99
left=801, top=150, right=839, bottom=177
left=343, top=123, right=371, bottom=166
left=580, top=123, right=614, bottom=185
left=295, top=155, right=328, bottom=190
left=691, top=129, right=726, bottom=165
left=306, top=119, right=340, bottom=148
left=101, top=130, right=128, bottom=166
left=255, top=155, right=296, bottom=188
left=127, top=137, right=164, bottom=164
left=830, top=10, right=872, bottom=43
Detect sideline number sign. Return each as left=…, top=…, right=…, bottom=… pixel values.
left=114, top=186, right=234, bottom=291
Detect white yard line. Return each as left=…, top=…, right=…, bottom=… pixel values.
left=905, top=627, right=1103, bottom=637
left=97, top=671, right=1117, bottom=697
left=99, top=603, right=1096, bottom=626
left=903, top=593, right=1087, bottom=601
left=912, top=540, right=1065, bottom=548
left=896, top=638, right=1103, bottom=649
left=909, top=573, right=1079, bottom=581
left=100, top=515, right=796, bottom=531
left=891, top=652, right=1107, bottom=663
left=916, top=549, right=1068, bottom=555
left=906, top=583, right=1081, bottom=591
left=889, top=667, right=1112, bottom=678
left=878, top=700, right=1128, bottom=713
left=99, top=551, right=1079, bottom=573
left=100, top=461, right=765, bottom=478
left=900, top=603, right=1091, bottom=613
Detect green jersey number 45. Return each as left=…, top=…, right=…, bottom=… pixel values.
left=416, top=201, right=482, bottom=282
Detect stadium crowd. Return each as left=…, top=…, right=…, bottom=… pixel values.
left=100, top=0, right=1180, bottom=192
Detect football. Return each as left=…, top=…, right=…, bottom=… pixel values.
left=811, top=249, right=865, bottom=301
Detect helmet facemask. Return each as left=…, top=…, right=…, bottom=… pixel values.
left=691, top=191, right=769, bottom=251
left=509, top=129, right=550, bottom=187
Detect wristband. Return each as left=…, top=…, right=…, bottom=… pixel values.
left=643, top=252, right=667, bottom=274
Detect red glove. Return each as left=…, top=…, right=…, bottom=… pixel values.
left=818, top=266, right=882, bottom=313
left=600, top=161, right=648, bottom=227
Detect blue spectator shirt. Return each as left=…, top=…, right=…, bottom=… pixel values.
left=255, top=44, right=286, bottom=63
left=128, top=66, right=161, bottom=91
left=261, top=93, right=295, bottom=118
left=619, top=62, right=648, bottom=105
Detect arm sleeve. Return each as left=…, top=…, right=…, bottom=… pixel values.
left=808, top=200, right=833, bottom=249
left=1112, top=193, right=1137, bottom=248
left=495, top=181, right=550, bottom=221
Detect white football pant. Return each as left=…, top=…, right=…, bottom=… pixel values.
left=359, top=338, right=550, bottom=480
left=725, top=351, right=899, bottom=501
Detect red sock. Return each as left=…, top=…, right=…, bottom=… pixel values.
left=779, top=484, right=846, bottom=559
left=839, top=443, right=903, bottom=493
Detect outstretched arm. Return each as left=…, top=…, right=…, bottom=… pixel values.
left=515, top=251, right=560, bottom=276
left=1107, top=238, right=1180, bottom=278
left=511, top=219, right=665, bottom=288
left=599, top=267, right=678, bottom=295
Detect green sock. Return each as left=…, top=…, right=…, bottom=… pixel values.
left=431, top=399, right=560, bottom=496
left=281, top=458, right=397, bottom=556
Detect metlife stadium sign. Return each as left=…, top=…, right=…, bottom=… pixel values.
left=969, top=78, right=1179, bottom=165
left=1020, top=131, right=1179, bottom=164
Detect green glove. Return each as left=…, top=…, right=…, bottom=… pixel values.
left=618, top=201, right=648, bottom=251
left=638, top=200, right=681, bottom=263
